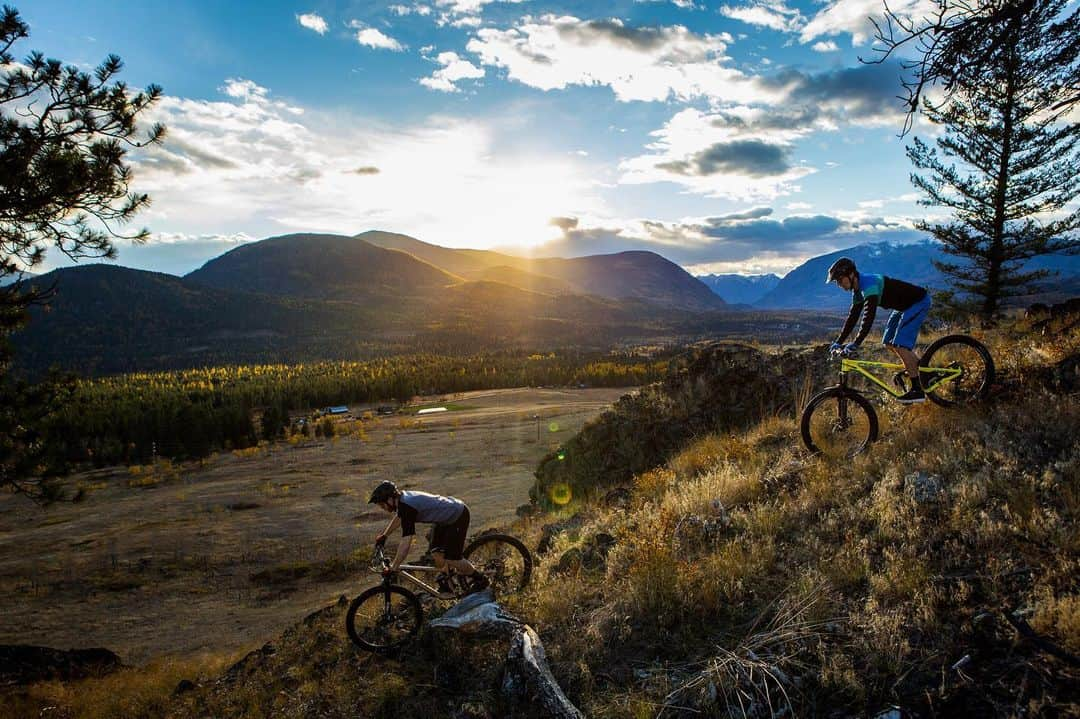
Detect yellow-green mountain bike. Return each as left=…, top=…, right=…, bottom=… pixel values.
left=800, top=334, right=995, bottom=458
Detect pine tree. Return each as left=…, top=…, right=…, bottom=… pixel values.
left=867, top=1, right=1080, bottom=135
left=907, top=0, right=1080, bottom=320
left=0, top=6, right=163, bottom=498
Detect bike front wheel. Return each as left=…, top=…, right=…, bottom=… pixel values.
left=345, top=585, right=423, bottom=653
left=919, top=335, right=995, bottom=407
left=463, top=534, right=533, bottom=596
left=801, top=387, right=879, bottom=459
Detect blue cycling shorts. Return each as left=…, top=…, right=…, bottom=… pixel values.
left=882, top=293, right=931, bottom=350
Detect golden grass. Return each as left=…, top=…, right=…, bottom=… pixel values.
left=524, top=322, right=1080, bottom=715
left=0, top=653, right=234, bottom=719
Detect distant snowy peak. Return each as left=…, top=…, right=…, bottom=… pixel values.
left=696, top=273, right=781, bottom=305
left=755, top=240, right=1080, bottom=310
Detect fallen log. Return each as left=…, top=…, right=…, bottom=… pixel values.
left=430, top=590, right=584, bottom=719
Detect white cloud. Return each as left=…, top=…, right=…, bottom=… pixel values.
left=297, top=13, right=329, bottom=35
left=350, top=23, right=406, bottom=51
left=466, top=15, right=770, bottom=103
left=720, top=2, right=804, bottom=33
left=221, top=78, right=268, bottom=102
left=435, top=0, right=525, bottom=14
left=447, top=15, right=483, bottom=28
left=812, top=40, right=839, bottom=52
left=786, top=201, right=812, bottom=210
left=800, top=0, right=936, bottom=45
left=129, top=79, right=602, bottom=252
left=420, top=51, right=485, bottom=92
left=636, top=0, right=700, bottom=8
left=389, top=4, right=432, bottom=15
left=619, top=108, right=816, bottom=201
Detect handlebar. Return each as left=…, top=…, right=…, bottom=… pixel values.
left=371, top=545, right=393, bottom=574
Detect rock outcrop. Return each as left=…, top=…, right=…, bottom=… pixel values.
left=533, top=343, right=831, bottom=508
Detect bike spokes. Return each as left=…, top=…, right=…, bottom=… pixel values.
left=920, top=337, right=994, bottom=407
left=347, top=588, right=421, bottom=651
left=464, top=535, right=532, bottom=595
left=802, top=390, right=877, bottom=458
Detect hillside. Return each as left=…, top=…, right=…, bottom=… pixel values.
left=362, top=231, right=726, bottom=311
left=471, top=265, right=576, bottom=295
left=185, top=233, right=460, bottom=301
left=9, top=317, right=1074, bottom=718
left=12, top=264, right=371, bottom=376
left=356, top=230, right=506, bottom=277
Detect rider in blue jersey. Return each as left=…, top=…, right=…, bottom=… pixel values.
left=826, top=257, right=931, bottom=404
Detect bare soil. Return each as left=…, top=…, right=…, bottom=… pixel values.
left=0, top=387, right=629, bottom=665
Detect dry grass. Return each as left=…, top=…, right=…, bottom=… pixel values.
left=523, top=322, right=1080, bottom=716
left=0, top=653, right=235, bottom=719
left=7, top=326, right=1079, bottom=717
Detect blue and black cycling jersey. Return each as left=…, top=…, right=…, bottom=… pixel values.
left=836, top=272, right=928, bottom=345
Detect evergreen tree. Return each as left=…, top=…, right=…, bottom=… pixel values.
left=0, top=6, right=163, bottom=497
left=906, top=0, right=1080, bottom=320
left=868, top=0, right=1080, bottom=134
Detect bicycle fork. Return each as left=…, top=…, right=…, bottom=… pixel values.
left=836, top=373, right=850, bottom=427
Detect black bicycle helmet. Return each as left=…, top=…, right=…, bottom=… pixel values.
left=826, top=257, right=856, bottom=284
left=368, top=480, right=399, bottom=504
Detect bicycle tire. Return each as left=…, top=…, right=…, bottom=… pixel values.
left=800, top=387, right=878, bottom=458
left=463, top=533, right=533, bottom=596
left=919, top=335, right=995, bottom=407
left=345, top=585, right=423, bottom=653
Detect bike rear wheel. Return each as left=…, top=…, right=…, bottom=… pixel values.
left=919, top=335, right=995, bottom=407
left=345, top=585, right=423, bottom=653
left=463, top=534, right=532, bottom=596
left=801, top=387, right=878, bottom=459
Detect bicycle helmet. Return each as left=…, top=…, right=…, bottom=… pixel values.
left=368, top=480, right=399, bottom=504
left=826, top=257, right=856, bottom=284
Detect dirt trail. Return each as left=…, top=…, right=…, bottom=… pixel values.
left=0, top=387, right=629, bottom=664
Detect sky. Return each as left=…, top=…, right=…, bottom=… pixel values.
left=21, top=0, right=960, bottom=277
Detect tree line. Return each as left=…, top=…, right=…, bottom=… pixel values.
left=40, top=352, right=668, bottom=470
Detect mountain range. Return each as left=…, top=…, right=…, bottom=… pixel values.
left=696, top=273, right=781, bottom=305
left=9, top=233, right=753, bottom=377
left=9, top=231, right=1078, bottom=377
left=754, top=240, right=1080, bottom=310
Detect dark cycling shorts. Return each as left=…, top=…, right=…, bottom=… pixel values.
left=429, top=507, right=470, bottom=560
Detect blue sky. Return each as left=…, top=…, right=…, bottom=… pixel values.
left=22, top=0, right=949, bottom=276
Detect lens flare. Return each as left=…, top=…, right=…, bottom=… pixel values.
left=548, top=421, right=560, bottom=433
left=550, top=483, right=572, bottom=505
left=557, top=450, right=566, bottom=461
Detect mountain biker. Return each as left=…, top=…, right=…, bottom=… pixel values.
left=826, top=257, right=931, bottom=404
left=369, top=480, right=489, bottom=593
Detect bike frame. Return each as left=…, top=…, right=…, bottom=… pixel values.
left=838, top=357, right=963, bottom=398
left=370, top=549, right=461, bottom=600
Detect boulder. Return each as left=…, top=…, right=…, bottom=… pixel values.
left=532, top=343, right=832, bottom=509
left=903, top=471, right=945, bottom=504
left=537, top=513, right=590, bottom=555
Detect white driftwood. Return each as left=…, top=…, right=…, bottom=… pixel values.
left=430, top=590, right=584, bottom=719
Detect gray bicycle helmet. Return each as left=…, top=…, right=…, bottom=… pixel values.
left=826, top=257, right=856, bottom=284
left=368, top=480, right=399, bottom=504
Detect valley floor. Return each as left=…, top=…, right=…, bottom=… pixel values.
left=0, top=387, right=629, bottom=665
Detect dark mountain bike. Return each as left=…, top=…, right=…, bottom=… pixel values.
left=801, top=334, right=995, bottom=458
left=345, top=533, right=532, bottom=653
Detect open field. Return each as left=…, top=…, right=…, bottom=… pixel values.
left=0, top=387, right=630, bottom=665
